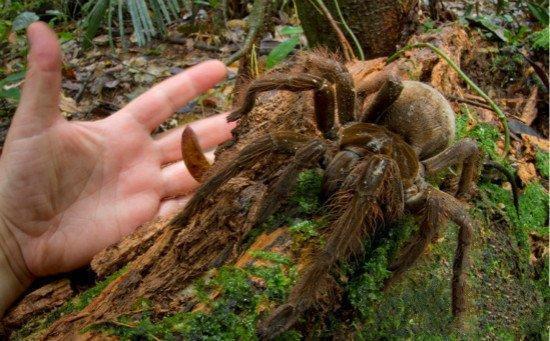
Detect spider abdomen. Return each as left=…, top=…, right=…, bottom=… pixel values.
left=380, top=81, right=456, bottom=160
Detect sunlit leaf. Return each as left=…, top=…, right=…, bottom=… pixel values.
left=0, top=87, right=21, bottom=101
left=527, top=2, right=549, bottom=25
left=266, top=36, right=300, bottom=69
left=531, top=26, right=549, bottom=50
left=0, top=71, right=26, bottom=102
left=83, top=0, right=110, bottom=48
left=467, top=16, right=512, bottom=43
left=280, top=25, right=303, bottom=36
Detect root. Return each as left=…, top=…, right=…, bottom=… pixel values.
left=224, top=0, right=269, bottom=66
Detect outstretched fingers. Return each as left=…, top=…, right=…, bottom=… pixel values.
left=154, top=113, right=235, bottom=165
left=115, top=60, right=227, bottom=131
left=161, top=150, right=215, bottom=198
left=10, top=22, right=63, bottom=140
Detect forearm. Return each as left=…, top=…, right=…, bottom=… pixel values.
left=0, top=219, right=33, bottom=317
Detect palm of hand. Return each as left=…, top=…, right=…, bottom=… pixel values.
left=0, top=117, right=164, bottom=276
left=0, top=23, right=232, bottom=277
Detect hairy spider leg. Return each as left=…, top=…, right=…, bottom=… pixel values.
left=170, top=132, right=311, bottom=229
left=181, top=126, right=212, bottom=182
left=360, top=73, right=404, bottom=123
left=227, top=74, right=336, bottom=138
left=322, top=149, right=361, bottom=197
left=300, top=52, right=357, bottom=124
left=422, top=138, right=481, bottom=199
left=258, top=155, right=404, bottom=338
left=386, top=187, right=474, bottom=322
left=244, top=139, right=327, bottom=231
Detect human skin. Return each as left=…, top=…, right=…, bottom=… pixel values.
left=0, top=22, right=235, bottom=316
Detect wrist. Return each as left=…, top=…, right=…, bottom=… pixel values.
left=0, top=216, right=33, bottom=317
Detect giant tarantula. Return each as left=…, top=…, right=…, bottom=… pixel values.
left=175, top=52, right=480, bottom=337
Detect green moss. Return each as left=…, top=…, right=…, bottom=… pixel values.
left=455, top=109, right=470, bottom=140
left=468, top=122, right=500, bottom=160
left=535, top=149, right=549, bottom=178
left=290, top=169, right=323, bottom=215
left=347, top=216, right=466, bottom=339
left=478, top=181, right=549, bottom=271
left=91, top=171, right=322, bottom=339
left=249, top=250, right=292, bottom=266
left=455, top=112, right=512, bottom=171
left=74, top=267, right=128, bottom=310
left=480, top=181, right=548, bottom=232
left=92, top=261, right=298, bottom=339
left=288, top=218, right=323, bottom=242
left=518, top=182, right=549, bottom=235
left=348, top=215, right=418, bottom=321
left=247, top=265, right=297, bottom=301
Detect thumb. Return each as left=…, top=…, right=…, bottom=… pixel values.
left=11, top=22, right=62, bottom=138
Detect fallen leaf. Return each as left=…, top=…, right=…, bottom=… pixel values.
left=93, top=35, right=110, bottom=45
left=227, top=19, right=247, bottom=30
left=104, top=79, right=120, bottom=89
left=509, top=118, right=541, bottom=137
left=517, top=161, right=537, bottom=184
left=201, top=97, right=218, bottom=108
left=522, top=134, right=549, bottom=153
left=519, top=87, right=538, bottom=126
left=59, top=93, right=79, bottom=117
left=62, top=80, right=81, bottom=91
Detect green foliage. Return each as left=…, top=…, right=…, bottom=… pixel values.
left=266, top=25, right=303, bottom=69
left=421, top=18, right=441, bottom=33
left=526, top=1, right=549, bottom=25
left=288, top=219, right=320, bottom=240
left=0, top=70, right=25, bottom=103
left=455, top=108, right=470, bottom=140
left=0, top=1, right=73, bottom=43
left=518, top=182, right=549, bottom=235
left=248, top=264, right=296, bottom=301
left=348, top=244, right=392, bottom=318
left=455, top=113, right=513, bottom=172
left=469, top=122, right=500, bottom=159
left=485, top=181, right=548, bottom=231
left=530, top=26, right=549, bottom=50
left=82, top=0, right=187, bottom=48
left=535, top=149, right=549, bottom=178
left=279, top=25, right=303, bottom=36
left=249, top=249, right=292, bottom=266
left=464, top=1, right=549, bottom=52
left=82, top=0, right=109, bottom=48
left=290, top=169, right=323, bottom=215
left=266, top=36, right=300, bottom=69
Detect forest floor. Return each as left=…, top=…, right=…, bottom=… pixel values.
left=0, top=0, right=548, bottom=339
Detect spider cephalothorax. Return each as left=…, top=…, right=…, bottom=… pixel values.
left=176, top=52, right=480, bottom=337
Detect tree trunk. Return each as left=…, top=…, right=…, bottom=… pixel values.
left=296, top=0, right=417, bottom=58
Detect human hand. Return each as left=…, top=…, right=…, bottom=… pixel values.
left=0, top=22, right=234, bottom=314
